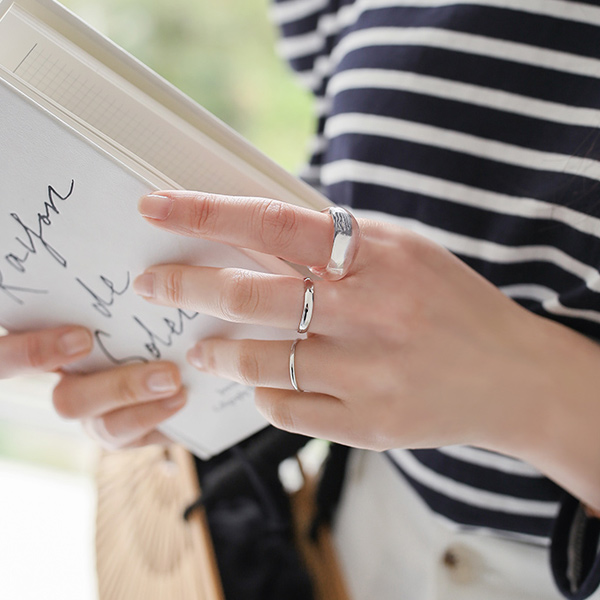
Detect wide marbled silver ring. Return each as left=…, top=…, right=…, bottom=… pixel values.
left=309, top=206, right=360, bottom=281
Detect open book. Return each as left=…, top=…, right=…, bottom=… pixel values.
left=0, top=0, right=329, bottom=458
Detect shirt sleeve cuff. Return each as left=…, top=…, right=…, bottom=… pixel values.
left=551, top=492, right=600, bottom=600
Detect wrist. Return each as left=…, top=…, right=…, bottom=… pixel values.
left=476, top=311, right=559, bottom=462
left=492, top=316, right=600, bottom=512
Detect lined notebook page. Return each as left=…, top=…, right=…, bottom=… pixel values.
left=0, top=4, right=301, bottom=200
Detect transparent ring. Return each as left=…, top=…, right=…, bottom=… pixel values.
left=309, top=206, right=360, bottom=281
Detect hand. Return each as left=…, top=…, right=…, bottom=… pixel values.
left=133, top=190, right=600, bottom=511
left=132, top=191, right=561, bottom=454
left=0, top=325, right=185, bottom=450
left=53, top=361, right=185, bottom=450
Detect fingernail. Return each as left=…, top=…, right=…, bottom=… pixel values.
left=187, top=345, right=204, bottom=370
left=58, top=329, right=93, bottom=357
left=146, top=369, right=178, bottom=393
left=138, top=194, right=174, bottom=220
left=133, top=273, right=155, bottom=298
left=161, top=394, right=186, bottom=411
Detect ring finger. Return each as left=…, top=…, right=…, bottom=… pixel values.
left=187, top=337, right=349, bottom=397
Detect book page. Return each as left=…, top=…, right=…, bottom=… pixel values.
left=0, top=2, right=322, bottom=206
left=0, top=76, right=298, bottom=458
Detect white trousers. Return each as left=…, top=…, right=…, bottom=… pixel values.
left=332, top=449, right=600, bottom=600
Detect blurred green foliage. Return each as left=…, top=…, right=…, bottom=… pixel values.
left=63, top=0, right=315, bottom=171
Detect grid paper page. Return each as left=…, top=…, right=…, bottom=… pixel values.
left=0, top=4, right=287, bottom=198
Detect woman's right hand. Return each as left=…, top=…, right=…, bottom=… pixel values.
left=0, top=326, right=185, bottom=449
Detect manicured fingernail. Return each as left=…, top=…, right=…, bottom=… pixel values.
left=58, top=329, right=93, bottom=357
left=138, top=194, right=174, bottom=220
left=161, top=394, right=186, bottom=411
left=187, top=345, right=204, bottom=370
left=133, top=273, right=155, bottom=298
left=146, top=369, right=178, bottom=393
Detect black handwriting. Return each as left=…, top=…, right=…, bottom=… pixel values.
left=133, top=309, right=199, bottom=360
left=4, top=180, right=74, bottom=273
left=93, top=309, right=199, bottom=366
left=94, top=330, right=148, bottom=365
left=0, top=269, right=48, bottom=304
left=76, top=272, right=130, bottom=318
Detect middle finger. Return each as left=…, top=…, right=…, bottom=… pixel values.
left=133, top=266, right=344, bottom=336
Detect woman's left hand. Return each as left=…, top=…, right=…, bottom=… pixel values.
left=132, top=190, right=600, bottom=488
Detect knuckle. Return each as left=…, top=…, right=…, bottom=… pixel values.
left=198, top=342, right=218, bottom=374
left=371, top=303, right=414, bottom=343
left=23, top=333, right=45, bottom=370
left=235, top=342, right=260, bottom=386
left=396, top=230, right=425, bottom=260
left=189, top=195, right=218, bottom=235
left=219, top=271, right=260, bottom=322
left=394, top=231, right=443, bottom=276
left=257, top=200, right=299, bottom=252
left=116, top=375, right=140, bottom=406
left=164, top=268, right=185, bottom=306
left=257, top=396, right=297, bottom=433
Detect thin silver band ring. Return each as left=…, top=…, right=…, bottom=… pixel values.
left=297, top=277, right=315, bottom=334
left=289, top=338, right=303, bottom=392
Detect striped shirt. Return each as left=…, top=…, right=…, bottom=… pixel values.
left=272, top=0, right=600, bottom=553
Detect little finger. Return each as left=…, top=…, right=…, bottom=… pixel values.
left=254, top=387, right=347, bottom=441
left=82, top=392, right=186, bottom=450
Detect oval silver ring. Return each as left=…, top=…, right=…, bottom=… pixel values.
left=289, top=338, right=303, bottom=392
left=297, top=277, right=315, bottom=334
left=309, top=206, right=360, bottom=281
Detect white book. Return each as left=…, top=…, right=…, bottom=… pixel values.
left=0, top=0, right=329, bottom=458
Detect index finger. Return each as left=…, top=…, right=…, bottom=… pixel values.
left=138, top=191, right=334, bottom=267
